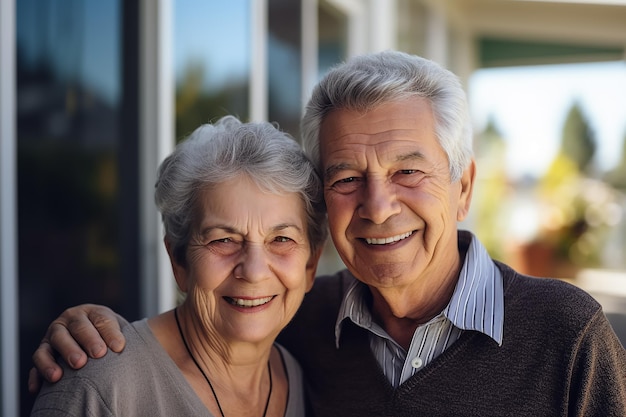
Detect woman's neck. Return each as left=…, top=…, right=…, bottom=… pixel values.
left=148, top=307, right=281, bottom=416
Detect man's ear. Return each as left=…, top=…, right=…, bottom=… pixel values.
left=305, top=247, right=323, bottom=292
left=165, top=238, right=188, bottom=292
left=457, top=158, right=476, bottom=222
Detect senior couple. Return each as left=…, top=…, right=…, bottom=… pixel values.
left=31, top=51, right=626, bottom=416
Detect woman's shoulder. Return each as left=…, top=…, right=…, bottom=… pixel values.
left=58, top=319, right=154, bottom=377
left=275, top=342, right=301, bottom=373
left=274, top=343, right=306, bottom=417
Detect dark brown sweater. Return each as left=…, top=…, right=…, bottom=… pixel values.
left=278, top=241, right=626, bottom=416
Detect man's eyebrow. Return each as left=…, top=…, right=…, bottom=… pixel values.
left=324, top=151, right=426, bottom=180
left=324, top=162, right=351, bottom=182
left=396, top=150, right=426, bottom=162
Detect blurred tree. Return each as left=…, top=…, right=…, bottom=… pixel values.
left=559, top=102, right=596, bottom=175
left=175, top=61, right=249, bottom=142
left=603, top=130, right=626, bottom=191
left=473, top=116, right=509, bottom=260
left=534, top=102, right=622, bottom=272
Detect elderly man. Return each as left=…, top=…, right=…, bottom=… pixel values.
left=31, top=51, right=626, bottom=416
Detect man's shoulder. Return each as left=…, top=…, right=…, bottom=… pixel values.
left=497, top=261, right=602, bottom=329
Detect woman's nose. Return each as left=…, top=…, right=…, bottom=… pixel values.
left=234, top=244, right=272, bottom=282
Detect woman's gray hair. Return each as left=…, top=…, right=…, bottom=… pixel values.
left=155, top=115, right=327, bottom=265
left=301, top=50, right=473, bottom=182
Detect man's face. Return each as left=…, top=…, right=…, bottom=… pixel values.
left=319, top=97, right=474, bottom=301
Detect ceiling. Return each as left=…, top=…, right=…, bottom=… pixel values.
left=446, top=0, right=626, bottom=66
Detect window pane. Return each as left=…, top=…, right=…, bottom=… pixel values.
left=174, top=1, right=250, bottom=140
left=268, top=0, right=302, bottom=137
left=16, top=1, right=137, bottom=414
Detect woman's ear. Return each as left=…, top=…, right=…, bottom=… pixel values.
left=304, top=247, right=323, bottom=292
left=457, top=159, right=476, bottom=222
left=165, top=238, right=188, bottom=292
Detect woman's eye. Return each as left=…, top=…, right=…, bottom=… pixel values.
left=204, top=237, right=241, bottom=256
left=274, top=236, right=293, bottom=243
left=208, top=237, right=240, bottom=248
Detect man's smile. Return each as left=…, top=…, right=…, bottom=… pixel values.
left=364, top=231, right=414, bottom=245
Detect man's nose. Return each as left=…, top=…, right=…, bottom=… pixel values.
left=357, top=178, right=401, bottom=224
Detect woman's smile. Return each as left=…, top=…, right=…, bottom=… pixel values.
left=224, top=295, right=275, bottom=308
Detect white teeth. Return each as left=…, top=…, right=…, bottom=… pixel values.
left=229, top=296, right=273, bottom=307
left=365, top=231, right=413, bottom=245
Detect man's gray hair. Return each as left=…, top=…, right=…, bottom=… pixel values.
left=301, top=50, right=473, bottom=182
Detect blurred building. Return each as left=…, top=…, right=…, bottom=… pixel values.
left=2, top=0, right=626, bottom=415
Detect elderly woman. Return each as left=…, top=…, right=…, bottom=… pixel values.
left=30, top=116, right=327, bottom=417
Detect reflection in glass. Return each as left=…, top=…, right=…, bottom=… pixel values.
left=174, top=1, right=250, bottom=140
left=318, top=2, right=347, bottom=79
left=268, top=0, right=302, bottom=137
left=16, top=1, right=136, bottom=415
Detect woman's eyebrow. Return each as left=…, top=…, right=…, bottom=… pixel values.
left=199, top=224, right=304, bottom=236
left=198, top=225, right=239, bottom=236
left=272, top=223, right=305, bottom=234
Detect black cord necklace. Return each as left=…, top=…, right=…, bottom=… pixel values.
left=174, top=308, right=272, bottom=417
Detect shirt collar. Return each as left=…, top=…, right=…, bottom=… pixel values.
left=335, top=231, right=504, bottom=347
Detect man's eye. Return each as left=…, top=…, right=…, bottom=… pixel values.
left=330, top=177, right=362, bottom=194
left=393, top=169, right=424, bottom=187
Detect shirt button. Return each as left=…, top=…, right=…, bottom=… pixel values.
left=411, top=357, right=423, bottom=369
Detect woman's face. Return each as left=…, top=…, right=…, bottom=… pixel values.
left=170, top=175, right=319, bottom=345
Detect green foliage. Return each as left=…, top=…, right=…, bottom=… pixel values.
left=175, top=61, right=249, bottom=142
left=472, top=116, right=509, bottom=260
left=603, top=130, right=626, bottom=190
left=560, top=102, right=596, bottom=174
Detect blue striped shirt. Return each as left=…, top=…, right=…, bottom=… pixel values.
left=335, top=232, right=504, bottom=387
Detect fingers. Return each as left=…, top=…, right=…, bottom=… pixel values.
left=55, top=304, right=126, bottom=357
left=32, top=303, right=127, bottom=385
left=28, top=367, right=42, bottom=394
left=87, top=307, right=126, bottom=353
left=31, top=338, right=67, bottom=386
left=49, top=310, right=107, bottom=362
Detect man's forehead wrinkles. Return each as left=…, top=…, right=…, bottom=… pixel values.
left=327, top=127, right=419, bottom=142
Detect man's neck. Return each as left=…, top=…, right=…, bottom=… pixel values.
left=369, top=274, right=457, bottom=350
left=368, top=241, right=469, bottom=350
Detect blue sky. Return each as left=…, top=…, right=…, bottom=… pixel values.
left=174, top=0, right=249, bottom=90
